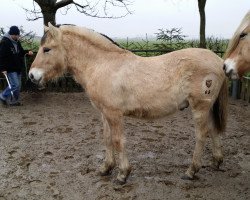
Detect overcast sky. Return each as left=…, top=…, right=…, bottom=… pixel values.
left=0, top=0, right=249, bottom=39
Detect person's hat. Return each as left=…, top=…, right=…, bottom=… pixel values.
left=8, top=26, right=20, bottom=35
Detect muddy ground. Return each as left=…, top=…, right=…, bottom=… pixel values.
left=0, top=92, right=249, bottom=200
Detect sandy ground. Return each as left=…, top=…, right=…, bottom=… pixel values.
left=0, top=92, right=249, bottom=200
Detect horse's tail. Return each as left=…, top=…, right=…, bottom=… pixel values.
left=212, top=78, right=228, bottom=133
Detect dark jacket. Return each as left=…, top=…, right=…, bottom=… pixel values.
left=0, top=35, right=28, bottom=73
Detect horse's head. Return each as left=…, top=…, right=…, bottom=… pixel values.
left=224, top=11, right=250, bottom=79
left=29, top=23, right=67, bottom=86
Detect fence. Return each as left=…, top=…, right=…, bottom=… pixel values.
left=0, top=49, right=249, bottom=103
left=240, top=77, right=250, bottom=102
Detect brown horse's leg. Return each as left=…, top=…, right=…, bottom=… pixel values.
left=209, top=127, right=223, bottom=169
left=112, top=120, right=131, bottom=184
left=99, top=114, right=115, bottom=176
left=105, top=112, right=131, bottom=184
left=183, top=107, right=210, bottom=180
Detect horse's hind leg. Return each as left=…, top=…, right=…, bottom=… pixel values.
left=99, top=114, right=115, bottom=176
left=209, top=123, right=223, bottom=169
left=183, top=105, right=210, bottom=180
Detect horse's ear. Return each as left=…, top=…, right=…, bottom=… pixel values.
left=44, top=25, right=49, bottom=32
left=48, top=22, right=60, bottom=39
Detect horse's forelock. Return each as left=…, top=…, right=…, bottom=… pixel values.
left=40, top=25, right=64, bottom=46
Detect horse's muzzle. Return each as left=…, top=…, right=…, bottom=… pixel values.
left=28, top=72, right=39, bottom=84
left=28, top=68, right=44, bottom=85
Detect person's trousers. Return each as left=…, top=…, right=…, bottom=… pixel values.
left=0, top=72, right=21, bottom=103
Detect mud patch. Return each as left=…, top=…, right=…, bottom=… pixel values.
left=0, top=92, right=249, bottom=200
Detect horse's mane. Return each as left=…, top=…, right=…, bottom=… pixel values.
left=224, top=10, right=250, bottom=58
left=58, top=25, right=124, bottom=53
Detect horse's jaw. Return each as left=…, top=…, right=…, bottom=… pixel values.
left=29, top=68, right=45, bottom=86
left=223, top=58, right=239, bottom=80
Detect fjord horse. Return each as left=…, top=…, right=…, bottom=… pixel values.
left=29, top=23, right=228, bottom=184
left=224, top=10, right=250, bottom=79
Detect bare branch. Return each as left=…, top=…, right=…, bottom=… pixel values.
left=55, top=0, right=74, bottom=10
left=23, top=0, right=133, bottom=25
left=72, top=0, right=132, bottom=19
left=22, top=0, right=43, bottom=21
left=59, top=4, right=72, bottom=15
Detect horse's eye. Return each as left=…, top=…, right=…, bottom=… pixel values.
left=43, top=47, right=51, bottom=53
left=239, top=33, right=247, bottom=39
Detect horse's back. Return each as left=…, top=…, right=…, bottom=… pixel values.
left=159, top=48, right=223, bottom=71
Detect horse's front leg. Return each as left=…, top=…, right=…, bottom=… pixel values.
left=183, top=108, right=210, bottom=180
left=99, top=114, right=115, bottom=176
left=105, top=112, right=131, bottom=184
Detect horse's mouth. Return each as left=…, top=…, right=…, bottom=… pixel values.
left=223, top=60, right=239, bottom=80
left=223, top=67, right=239, bottom=80
left=32, top=77, right=44, bottom=86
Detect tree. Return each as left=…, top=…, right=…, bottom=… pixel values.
left=154, top=28, right=187, bottom=51
left=24, top=0, right=132, bottom=26
left=198, top=0, right=207, bottom=48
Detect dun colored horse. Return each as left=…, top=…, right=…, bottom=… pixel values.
left=29, top=23, right=228, bottom=184
left=224, top=10, right=250, bottom=79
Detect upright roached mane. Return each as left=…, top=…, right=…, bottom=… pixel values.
left=224, top=10, right=250, bottom=79
left=29, top=23, right=228, bottom=184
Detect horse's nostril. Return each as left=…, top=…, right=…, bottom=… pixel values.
left=223, top=64, right=226, bottom=70
left=227, top=69, right=233, bottom=77
left=29, top=73, right=34, bottom=80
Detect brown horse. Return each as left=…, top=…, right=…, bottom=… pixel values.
left=29, top=23, right=228, bottom=184
left=224, top=10, right=250, bottom=79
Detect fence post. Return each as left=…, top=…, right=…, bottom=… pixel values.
left=242, top=76, right=250, bottom=103
left=231, top=80, right=240, bottom=99
left=248, top=78, right=250, bottom=103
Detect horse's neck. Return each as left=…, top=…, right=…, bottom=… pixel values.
left=65, top=36, right=130, bottom=87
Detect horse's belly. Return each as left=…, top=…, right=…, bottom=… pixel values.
left=124, top=102, right=179, bottom=119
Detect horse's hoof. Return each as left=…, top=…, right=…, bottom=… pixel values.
left=212, top=158, right=223, bottom=170
left=211, top=164, right=226, bottom=172
left=114, top=178, right=127, bottom=185
left=115, top=171, right=130, bottom=185
left=99, top=163, right=115, bottom=176
left=181, top=174, right=194, bottom=180
left=99, top=170, right=111, bottom=176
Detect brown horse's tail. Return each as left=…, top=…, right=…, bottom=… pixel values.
left=212, top=78, right=228, bottom=133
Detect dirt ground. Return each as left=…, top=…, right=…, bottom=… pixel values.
left=0, top=92, right=249, bottom=200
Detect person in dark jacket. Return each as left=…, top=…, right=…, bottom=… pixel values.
left=0, top=26, right=33, bottom=106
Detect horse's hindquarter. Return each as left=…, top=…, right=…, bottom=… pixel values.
left=170, top=49, right=225, bottom=108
